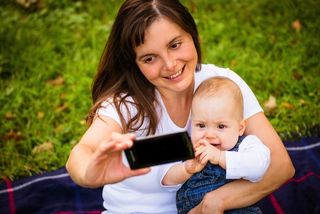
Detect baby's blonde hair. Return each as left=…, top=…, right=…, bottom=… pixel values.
left=193, top=77, right=244, bottom=120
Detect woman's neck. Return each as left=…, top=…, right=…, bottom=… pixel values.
left=159, top=86, right=194, bottom=128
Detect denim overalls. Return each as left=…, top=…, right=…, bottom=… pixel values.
left=176, top=136, right=262, bottom=214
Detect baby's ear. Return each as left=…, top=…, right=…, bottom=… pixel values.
left=239, top=119, right=246, bottom=136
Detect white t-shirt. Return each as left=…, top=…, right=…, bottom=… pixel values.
left=98, top=64, right=263, bottom=214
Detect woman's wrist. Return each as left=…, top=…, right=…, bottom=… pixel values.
left=202, top=190, right=225, bottom=213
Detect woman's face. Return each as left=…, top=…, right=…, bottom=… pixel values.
left=135, top=17, right=198, bottom=95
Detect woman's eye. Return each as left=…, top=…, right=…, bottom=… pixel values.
left=143, top=56, right=154, bottom=63
left=171, top=42, right=181, bottom=49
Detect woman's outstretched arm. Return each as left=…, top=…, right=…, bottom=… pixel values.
left=189, top=112, right=295, bottom=213
left=66, top=116, right=150, bottom=188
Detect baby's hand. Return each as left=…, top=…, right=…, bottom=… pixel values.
left=194, top=139, right=221, bottom=165
left=184, top=157, right=206, bottom=174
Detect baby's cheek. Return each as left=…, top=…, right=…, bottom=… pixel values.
left=191, top=130, right=204, bottom=145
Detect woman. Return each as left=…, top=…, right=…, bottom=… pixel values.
left=66, top=0, right=294, bottom=213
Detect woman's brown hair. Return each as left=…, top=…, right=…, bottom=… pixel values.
left=88, top=0, right=202, bottom=135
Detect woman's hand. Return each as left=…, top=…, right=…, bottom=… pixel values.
left=66, top=116, right=150, bottom=188
left=83, top=132, right=150, bottom=187
left=188, top=191, right=224, bottom=214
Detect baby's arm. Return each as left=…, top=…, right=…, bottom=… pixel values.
left=226, top=135, right=271, bottom=182
left=162, top=156, right=206, bottom=185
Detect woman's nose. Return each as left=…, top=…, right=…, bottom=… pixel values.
left=163, top=53, right=176, bottom=71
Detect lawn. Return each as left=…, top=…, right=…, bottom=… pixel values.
left=0, top=0, right=319, bottom=180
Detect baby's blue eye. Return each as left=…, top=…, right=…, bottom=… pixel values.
left=196, top=123, right=206, bottom=128
left=218, top=124, right=226, bottom=129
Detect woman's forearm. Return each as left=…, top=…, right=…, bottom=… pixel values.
left=205, top=147, right=294, bottom=211
left=66, top=143, right=94, bottom=187
left=217, top=112, right=295, bottom=210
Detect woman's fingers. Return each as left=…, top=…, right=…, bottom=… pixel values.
left=110, top=132, right=135, bottom=148
left=129, top=167, right=151, bottom=176
left=96, top=132, right=135, bottom=156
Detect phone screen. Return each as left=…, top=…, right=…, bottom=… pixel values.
left=125, top=131, right=194, bottom=169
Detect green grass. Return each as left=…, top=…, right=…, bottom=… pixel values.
left=0, top=0, right=319, bottom=180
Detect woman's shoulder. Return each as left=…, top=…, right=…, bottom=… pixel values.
left=195, top=64, right=242, bottom=86
left=100, top=94, right=134, bottom=106
left=98, top=94, right=137, bottom=120
left=198, top=63, right=228, bottom=73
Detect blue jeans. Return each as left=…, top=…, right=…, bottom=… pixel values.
left=176, top=137, right=262, bottom=214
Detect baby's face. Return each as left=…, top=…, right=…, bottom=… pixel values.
left=190, top=95, right=245, bottom=151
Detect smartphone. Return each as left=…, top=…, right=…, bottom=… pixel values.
left=125, top=131, right=194, bottom=169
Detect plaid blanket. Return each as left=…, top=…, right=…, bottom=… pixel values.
left=1, top=136, right=319, bottom=214
left=0, top=168, right=103, bottom=214
left=257, top=136, right=320, bottom=214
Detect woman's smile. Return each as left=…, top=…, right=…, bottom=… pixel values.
left=166, top=65, right=185, bottom=80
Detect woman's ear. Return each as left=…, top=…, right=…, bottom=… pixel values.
left=239, top=119, right=246, bottom=136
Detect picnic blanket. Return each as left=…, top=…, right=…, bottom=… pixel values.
left=0, top=168, right=103, bottom=214
left=257, top=136, right=320, bottom=214
left=1, top=136, right=319, bottom=214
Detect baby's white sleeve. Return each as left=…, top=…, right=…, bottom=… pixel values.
left=226, top=135, right=271, bottom=182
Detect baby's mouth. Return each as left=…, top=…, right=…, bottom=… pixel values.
left=209, top=141, right=221, bottom=147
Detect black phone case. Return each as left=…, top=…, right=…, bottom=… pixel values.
left=125, top=131, right=194, bottom=169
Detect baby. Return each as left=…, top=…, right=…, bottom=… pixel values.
left=162, top=77, right=271, bottom=214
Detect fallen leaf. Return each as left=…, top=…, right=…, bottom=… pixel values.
left=281, top=102, right=294, bottom=109
left=16, top=0, right=38, bottom=8
left=60, top=93, right=68, bottom=100
left=32, top=142, right=54, bottom=154
left=55, top=124, right=64, bottom=132
left=230, top=59, right=237, bottom=68
left=47, top=76, right=64, bottom=86
left=2, top=130, right=23, bottom=141
left=299, top=99, right=306, bottom=105
left=190, top=1, right=197, bottom=13
left=292, top=71, right=302, bottom=80
left=37, top=112, right=45, bottom=119
left=292, top=19, right=302, bottom=32
left=5, top=112, right=15, bottom=120
left=55, top=103, right=68, bottom=112
left=264, top=95, right=277, bottom=112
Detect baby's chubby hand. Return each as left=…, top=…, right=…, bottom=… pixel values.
left=194, top=139, right=221, bottom=165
